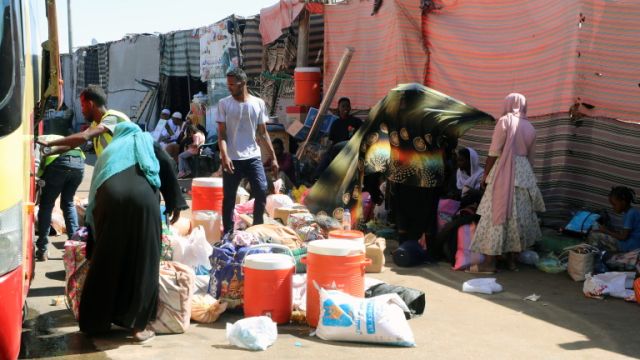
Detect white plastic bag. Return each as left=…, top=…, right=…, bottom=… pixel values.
left=583, top=272, right=628, bottom=299
left=172, top=226, right=213, bottom=270
left=462, top=278, right=503, bottom=295
left=315, top=288, right=416, bottom=347
left=265, top=194, right=294, bottom=218
left=226, top=316, right=277, bottom=351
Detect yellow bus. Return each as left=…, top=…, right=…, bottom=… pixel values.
left=0, top=0, right=62, bottom=358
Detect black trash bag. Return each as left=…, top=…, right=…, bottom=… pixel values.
left=365, top=283, right=426, bottom=319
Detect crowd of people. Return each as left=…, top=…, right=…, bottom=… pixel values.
left=34, top=71, right=639, bottom=343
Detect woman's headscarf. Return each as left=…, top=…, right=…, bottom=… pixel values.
left=86, top=121, right=160, bottom=230
left=456, top=147, right=484, bottom=194
left=492, top=93, right=527, bottom=225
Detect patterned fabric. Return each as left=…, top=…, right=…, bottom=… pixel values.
left=63, top=240, right=88, bottom=320
left=472, top=156, right=545, bottom=256
left=149, top=261, right=196, bottom=334
left=304, top=84, right=494, bottom=223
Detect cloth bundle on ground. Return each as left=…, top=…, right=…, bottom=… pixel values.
left=244, top=223, right=303, bottom=249
left=315, top=288, right=416, bottom=347
left=605, top=249, right=640, bottom=271
left=190, top=294, right=227, bottom=323
left=149, top=261, right=196, bottom=334
left=365, top=283, right=425, bottom=319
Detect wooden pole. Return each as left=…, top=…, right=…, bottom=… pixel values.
left=296, top=47, right=355, bottom=159
left=296, top=9, right=310, bottom=67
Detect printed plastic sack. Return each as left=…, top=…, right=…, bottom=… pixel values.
left=582, top=272, right=627, bottom=300
left=65, top=259, right=89, bottom=320
left=226, top=316, right=277, bottom=351
left=462, top=278, right=503, bottom=295
left=191, top=294, right=228, bottom=323
left=315, top=288, right=416, bottom=347
left=150, top=261, right=196, bottom=334
left=63, top=240, right=86, bottom=280
left=209, top=242, right=268, bottom=309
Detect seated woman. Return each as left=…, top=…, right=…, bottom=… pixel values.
left=456, top=147, right=484, bottom=199
left=588, top=186, right=640, bottom=270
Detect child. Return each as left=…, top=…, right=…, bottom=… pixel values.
left=589, top=186, right=640, bottom=270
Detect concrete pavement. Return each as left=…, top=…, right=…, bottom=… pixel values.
left=20, top=158, right=640, bottom=359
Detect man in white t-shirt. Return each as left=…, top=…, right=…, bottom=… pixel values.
left=218, top=68, right=279, bottom=235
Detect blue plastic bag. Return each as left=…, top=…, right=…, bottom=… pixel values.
left=564, top=211, right=600, bottom=235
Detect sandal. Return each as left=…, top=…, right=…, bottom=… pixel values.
left=465, top=264, right=496, bottom=275
left=132, top=329, right=156, bottom=344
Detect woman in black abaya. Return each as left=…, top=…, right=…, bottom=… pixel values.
left=79, top=122, right=187, bottom=342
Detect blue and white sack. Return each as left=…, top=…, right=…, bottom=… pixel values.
left=315, top=288, right=416, bottom=347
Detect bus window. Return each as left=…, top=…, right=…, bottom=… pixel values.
left=0, top=0, right=23, bottom=138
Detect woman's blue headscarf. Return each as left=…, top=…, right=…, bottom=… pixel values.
left=85, top=121, right=161, bottom=229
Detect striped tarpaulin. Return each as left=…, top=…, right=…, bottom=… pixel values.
left=240, top=16, right=264, bottom=79
left=425, top=0, right=640, bottom=123
left=459, top=115, right=640, bottom=227
left=160, top=29, right=201, bottom=77
left=324, top=0, right=427, bottom=110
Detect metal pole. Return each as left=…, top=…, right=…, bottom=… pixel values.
left=67, top=0, right=72, bottom=54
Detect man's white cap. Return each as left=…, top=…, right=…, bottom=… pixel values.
left=161, top=108, right=171, bottom=115
left=172, top=112, right=182, bottom=119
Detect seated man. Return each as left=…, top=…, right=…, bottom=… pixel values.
left=160, top=112, right=184, bottom=160
left=151, top=109, right=171, bottom=141
left=313, top=97, right=363, bottom=179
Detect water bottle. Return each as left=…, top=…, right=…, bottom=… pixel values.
left=342, top=209, right=351, bottom=230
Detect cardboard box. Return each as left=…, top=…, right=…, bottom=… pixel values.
left=273, top=206, right=309, bottom=224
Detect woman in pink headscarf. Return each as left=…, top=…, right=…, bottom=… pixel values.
left=468, top=93, right=545, bottom=273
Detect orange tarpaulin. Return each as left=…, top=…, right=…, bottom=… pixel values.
left=425, top=0, right=640, bottom=122
left=323, top=0, right=428, bottom=110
